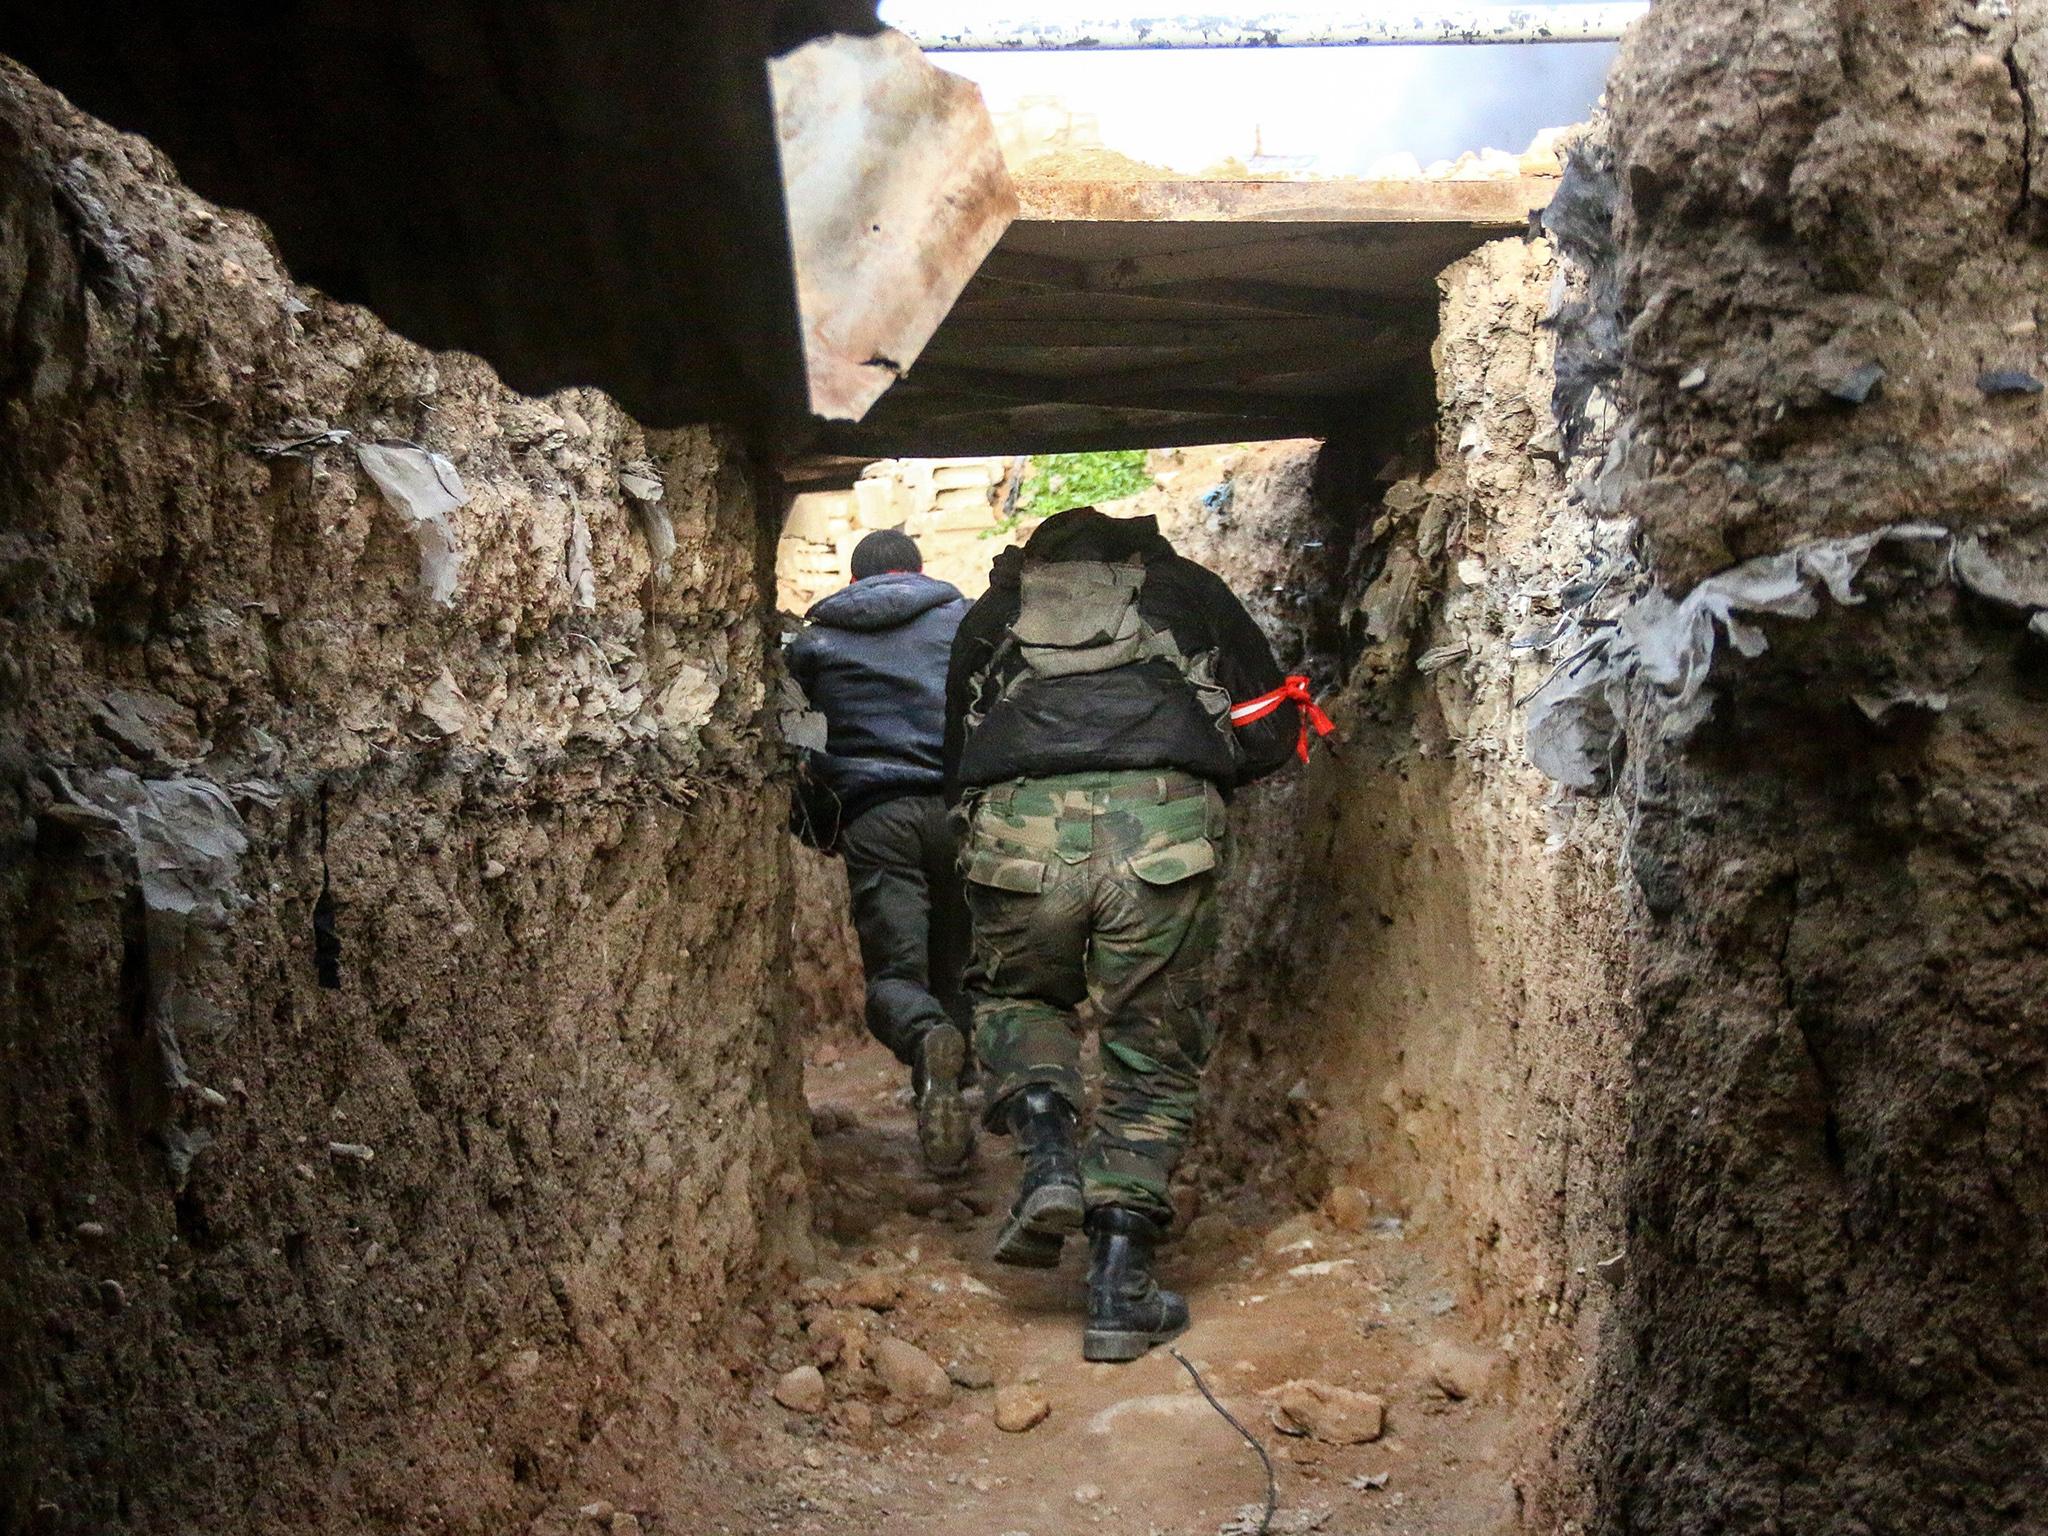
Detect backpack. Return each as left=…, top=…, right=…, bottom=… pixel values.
left=966, top=556, right=1238, bottom=752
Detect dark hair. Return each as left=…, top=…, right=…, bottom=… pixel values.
left=850, top=529, right=922, bottom=579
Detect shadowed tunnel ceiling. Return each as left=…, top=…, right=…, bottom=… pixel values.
left=3, top=2, right=893, bottom=439
left=7, top=8, right=1549, bottom=473
left=807, top=172, right=1547, bottom=464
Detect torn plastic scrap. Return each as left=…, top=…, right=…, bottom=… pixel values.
left=353, top=440, right=468, bottom=605
left=51, top=768, right=251, bottom=923
left=1525, top=525, right=1949, bottom=788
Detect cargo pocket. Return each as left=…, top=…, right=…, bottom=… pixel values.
left=1126, top=837, right=1217, bottom=886
left=964, top=845, right=1052, bottom=894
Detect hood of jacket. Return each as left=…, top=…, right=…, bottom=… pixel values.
left=987, top=508, right=1177, bottom=591
left=805, top=570, right=965, bottom=633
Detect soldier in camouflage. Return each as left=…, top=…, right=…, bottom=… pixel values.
left=943, top=506, right=1302, bottom=1362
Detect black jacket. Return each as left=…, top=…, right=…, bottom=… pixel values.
left=789, top=572, right=969, bottom=822
left=943, top=510, right=1299, bottom=798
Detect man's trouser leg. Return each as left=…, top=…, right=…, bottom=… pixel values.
left=841, top=795, right=953, bottom=1063
left=1083, top=858, right=1221, bottom=1227
left=961, top=771, right=1225, bottom=1226
left=963, top=854, right=1089, bottom=1121
left=920, top=801, right=974, bottom=1038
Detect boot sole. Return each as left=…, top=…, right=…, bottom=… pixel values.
left=991, top=1181, right=1084, bottom=1268
left=915, top=1028, right=974, bottom=1176
left=1082, top=1316, right=1188, bottom=1363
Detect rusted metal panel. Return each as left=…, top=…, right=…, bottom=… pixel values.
left=770, top=28, right=1019, bottom=422
left=894, top=5, right=1647, bottom=50
left=1013, top=175, right=1554, bottom=227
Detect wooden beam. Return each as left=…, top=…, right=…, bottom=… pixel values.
left=925, top=314, right=1385, bottom=350
left=820, top=409, right=1333, bottom=458
left=1012, top=176, right=1551, bottom=229
left=887, top=365, right=1322, bottom=420
left=1117, top=277, right=1426, bottom=321
left=914, top=327, right=1413, bottom=389
left=1082, top=230, right=1418, bottom=291
left=948, top=283, right=1414, bottom=327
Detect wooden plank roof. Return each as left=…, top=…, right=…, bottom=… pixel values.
left=805, top=173, right=1551, bottom=461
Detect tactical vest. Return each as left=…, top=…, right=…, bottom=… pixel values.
left=965, top=556, right=1239, bottom=757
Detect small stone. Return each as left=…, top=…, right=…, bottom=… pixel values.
left=774, top=1365, right=828, bottom=1414
left=74, top=1221, right=110, bottom=1242
left=1264, top=1380, right=1386, bottom=1445
left=1184, top=1212, right=1235, bottom=1250
left=577, top=1501, right=615, bottom=1522
left=872, top=1336, right=952, bottom=1406
left=807, top=1309, right=869, bottom=1373
left=1677, top=365, right=1707, bottom=390
left=1072, top=1483, right=1103, bottom=1505
left=947, top=1358, right=995, bottom=1391
left=1321, top=1186, right=1373, bottom=1233
left=1823, top=362, right=1885, bottom=405
left=839, top=1401, right=874, bottom=1435
left=1262, top=1213, right=1319, bottom=1256
left=1423, top=1340, right=1502, bottom=1402
left=802, top=1446, right=827, bottom=1469
left=1978, top=369, right=2044, bottom=396
left=501, top=1347, right=542, bottom=1385
left=837, top=1271, right=902, bottom=1311
left=993, top=1384, right=1051, bottom=1433
left=608, top=1516, right=642, bottom=1536
left=327, top=1141, right=375, bottom=1163
left=482, top=859, right=509, bottom=880
left=97, top=1279, right=127, bottom=1313
left=880, top=1400, right=914, bottom=1427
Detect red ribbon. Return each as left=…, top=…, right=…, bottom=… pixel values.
left=1229, top=674, right=1336, bottom=763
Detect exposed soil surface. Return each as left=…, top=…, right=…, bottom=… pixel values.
left=745, top=1039, right=1533, bottom=1536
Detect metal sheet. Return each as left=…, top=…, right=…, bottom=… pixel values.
left=893, top=5, right=1648, bottom=50
left=771, top=28, right=1019, bottom=422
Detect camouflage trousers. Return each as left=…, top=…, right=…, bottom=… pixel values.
left=961, top=768, right=1226, bottom=1227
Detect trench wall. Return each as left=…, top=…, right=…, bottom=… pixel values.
left=0, top=66, right=805, bottom=1536
left=1588, top=5, right=2048, bottom=1530
left=1197, top=234, right=1634, bottom=1526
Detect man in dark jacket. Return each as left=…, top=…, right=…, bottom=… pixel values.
left=944, top=506, right=1303, bottom=1362
left=789, top=529, right=975, bottom=1175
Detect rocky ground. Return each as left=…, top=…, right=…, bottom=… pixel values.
left=659, top=1040, right=1545, bottom=1536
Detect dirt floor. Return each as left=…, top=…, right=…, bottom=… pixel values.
left=732, top=1038, right=1532, bottom=1536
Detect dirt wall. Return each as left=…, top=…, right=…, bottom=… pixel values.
left=0, top=65, right=806, bottom=1536
left=1585, top=5, right=2048, bottom=1531
left=1197, top=234, right=1634, bottom=1527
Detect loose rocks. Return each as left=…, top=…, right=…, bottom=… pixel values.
left=1422, top=1341, right=1501, bottom=1402
left=1321, top=1186, right=1373, bottom=1233
left=836, top=1271, right=902, bottom=1311
left=774, top=1365, right=828, bottom=1414
left=1264, top=1380, right=1386, bottom=1445
left=947, top=1357, right=995, bottom=1391
left=993, top=1384, right=1052, bottom=1433
left=872, top=1337, right=951, bottom=1407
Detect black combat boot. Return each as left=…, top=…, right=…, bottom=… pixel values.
left=990, top=1086, right=1084, bottom=1267
left=1083, top=1207, right=1189, bottom=1362
left=912, top=1023, right=974, bottom=1176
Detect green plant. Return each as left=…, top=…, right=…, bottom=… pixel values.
left=993, top=450, right=1152, bottom=535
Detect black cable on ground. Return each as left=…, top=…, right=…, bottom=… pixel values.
left=1169, top=1344, right=1277, bottom=1536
